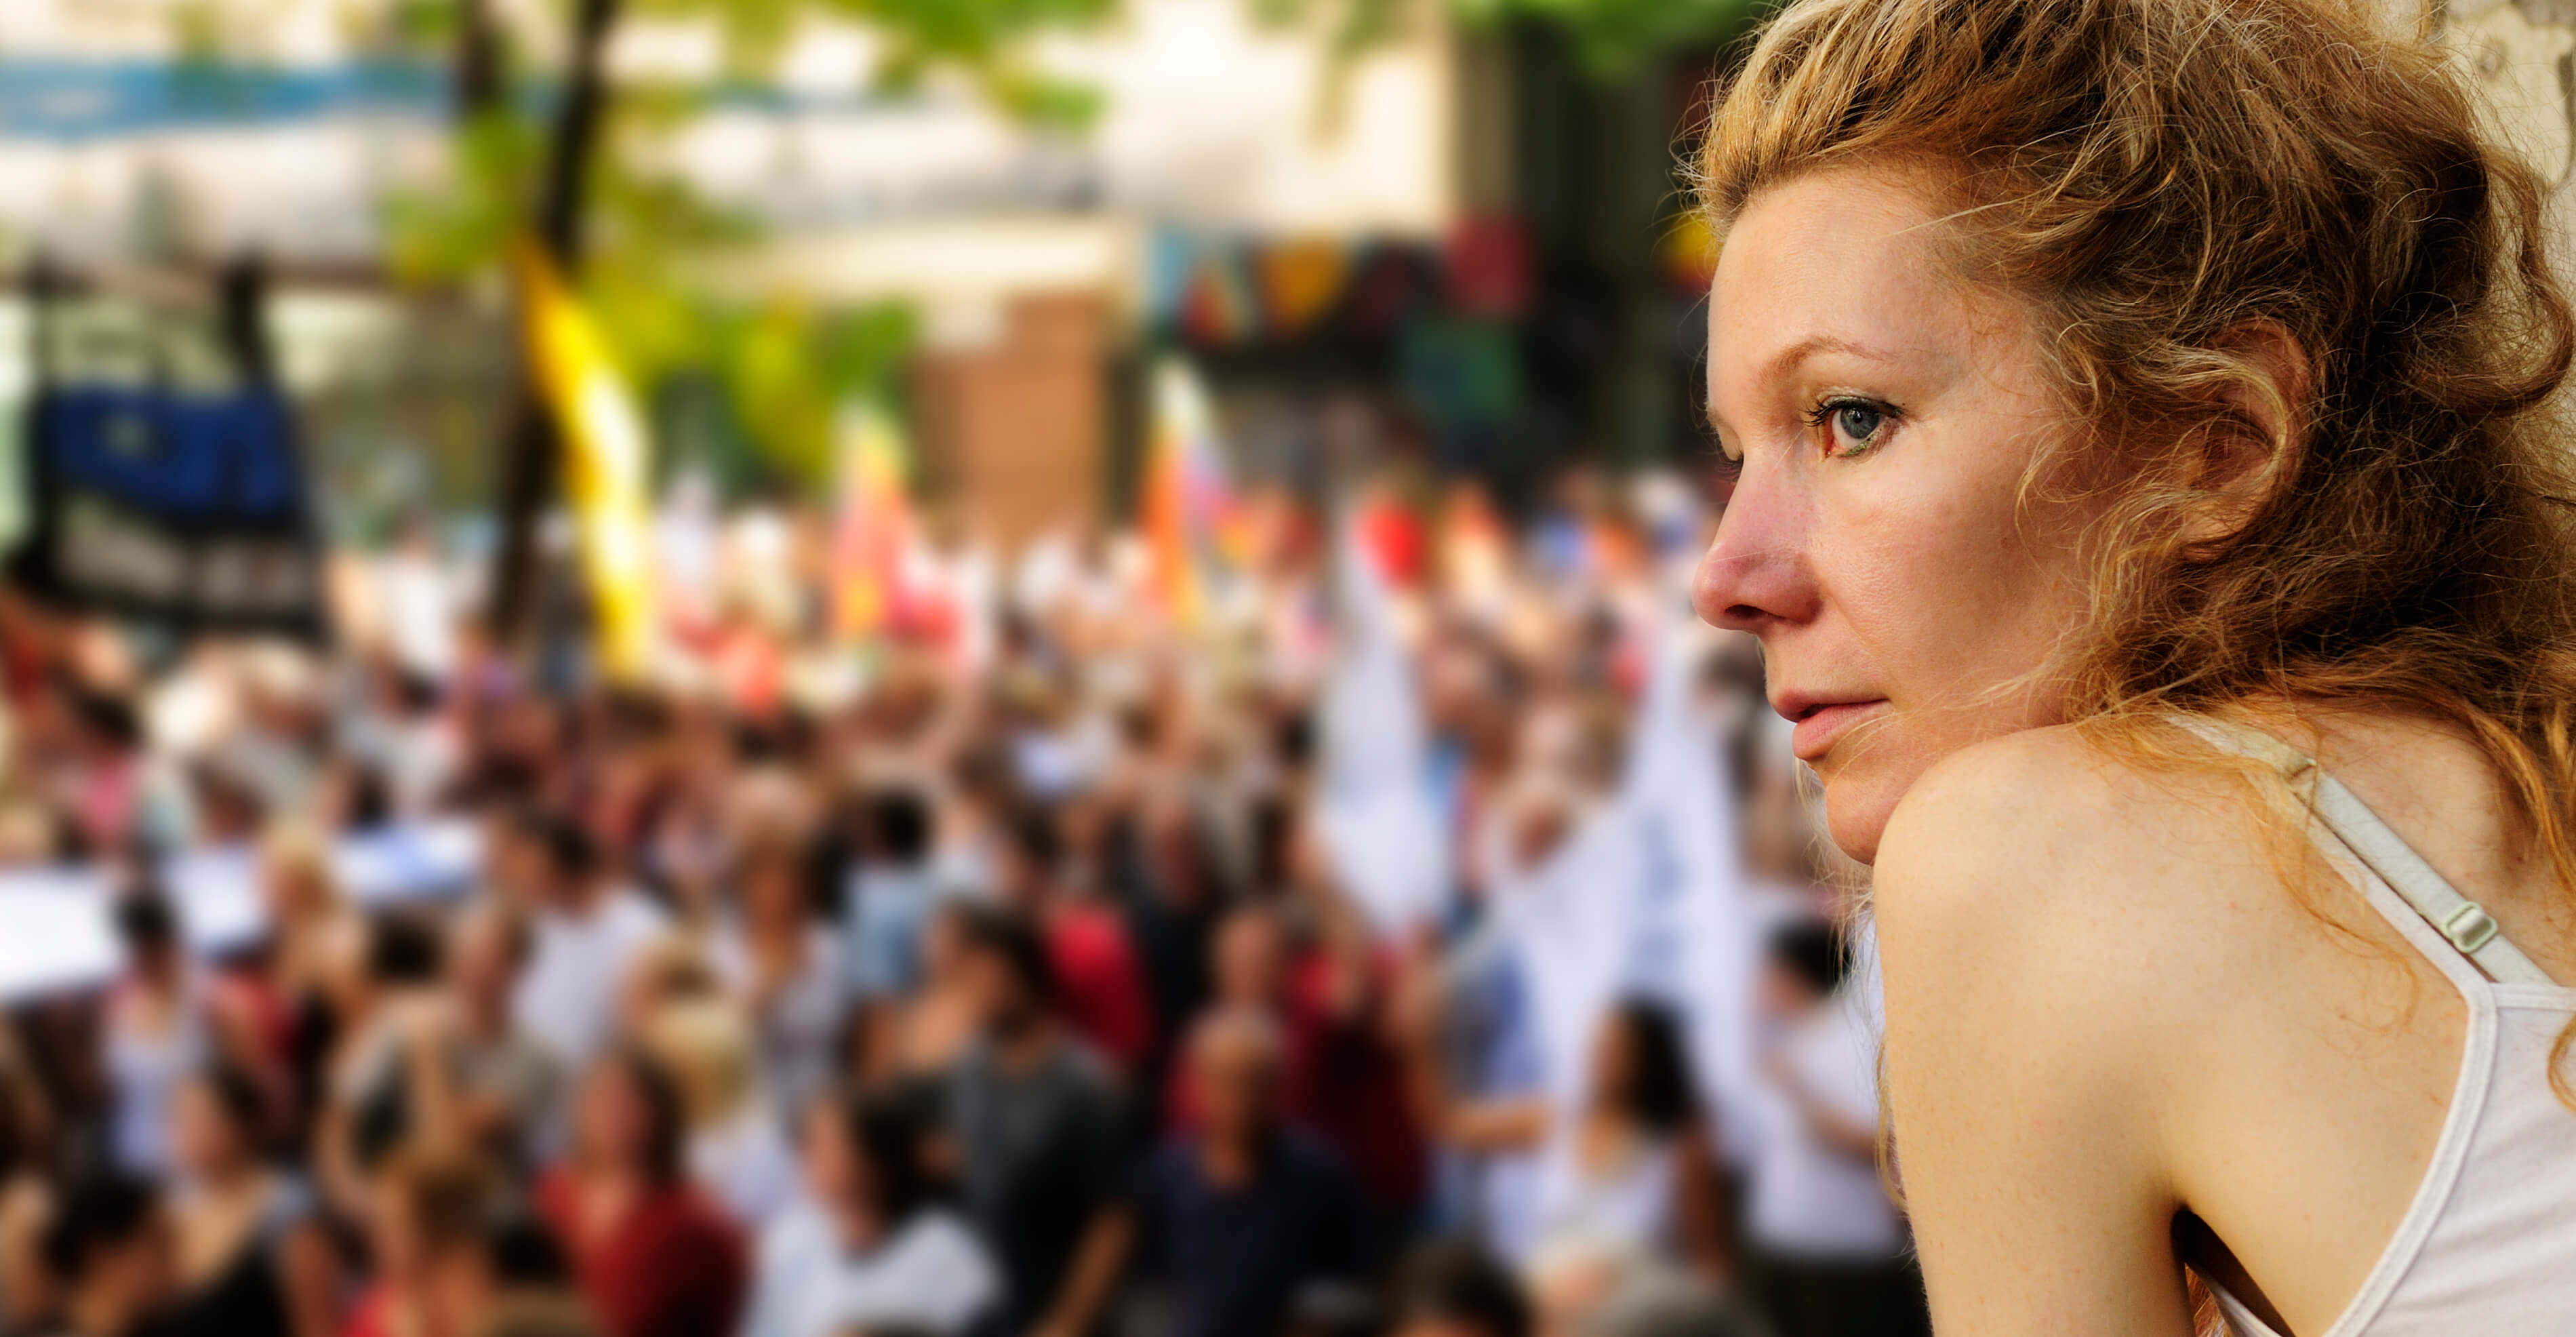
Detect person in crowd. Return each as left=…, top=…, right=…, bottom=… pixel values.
left=864, top=899, right=982, bottom=1090
left=935, top=905, right=1127, bottom=1337
left=496, top=813, right=669, bottom=1070
left=1403, top=991, right=1729, bottom=1279
left=705, top=828, right=845, bottom=1119
left=391, top=1200, right=588, bottom=1337
left=1386, top=1244, right=1533, bottom=1337
left=35, top=677, right=188, bottom=860
left=439, top=903, right=563, bottom=1172
left=1125, top=1007, right=1374, bottom=1337
left=103, top=889, right=263, bottom=1177
left=841, top=786, right=943, bottom=1004
left=241, top=822, right=361, bottom=1138
left=163, top=1063, right=341, bottom=1337
left=1179, top=884, right=1425, bottom=1217
left=1114, top=784, right=1226, bottom=1105
left=0, top=1060, right=58, bottom=1333
left=742, top=1088, right=997, bottom=1337
left=338, top=1146, right=502, bottom=1337
left=534, top=1047, right=746, bottom=1337
left=1742, top=921, right=1920, bottom=1337
left=991, top=805, right=1153, bottom=1081
left=34, top=1174, right=174, bottom=1337
left=639, top=999, right=797, bottom=1226
left=315, top=912, right=453, bottom=1219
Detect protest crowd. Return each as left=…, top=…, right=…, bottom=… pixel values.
left=0, top=466, right=1923, bottom=1337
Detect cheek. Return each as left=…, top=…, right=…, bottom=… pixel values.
left=1822, top=439, right=2078, bottom=709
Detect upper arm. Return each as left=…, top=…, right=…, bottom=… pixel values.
left=275, top=1220, right=344, bottom=1337
left=1874, top=736, right=2199, bottom=1336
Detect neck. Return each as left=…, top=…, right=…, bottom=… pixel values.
left=831, top=1201, right=889, bottom=1254
left=65, top=1286, right=136, bottom=1337
left=1198, top=1125, right=1269, bottom=1186
left=462, top=998, right=508, bottom=1039
left=197, top=1159, right=262, bottom=1196
left=582, top=1161, right=649, bottom=1201
left=990, top=1012, right=1051, bottom=1064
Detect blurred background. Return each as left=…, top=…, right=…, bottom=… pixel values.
left=0, top=4, right=2555, bottom=1337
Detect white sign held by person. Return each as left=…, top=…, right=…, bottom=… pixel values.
left=0, top=820, right=482, bottom=1003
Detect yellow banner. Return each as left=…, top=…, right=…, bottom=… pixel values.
left=514, top=243, right=658, bottom=682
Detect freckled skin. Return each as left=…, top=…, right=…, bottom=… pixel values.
left=1692, top=165, right=2110, bottom=862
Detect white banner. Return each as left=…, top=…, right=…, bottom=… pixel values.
left=0, top=820, right=482, bottom=1004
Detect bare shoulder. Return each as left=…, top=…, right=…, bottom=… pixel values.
left=1873, top=725, right=2291, bottom=1054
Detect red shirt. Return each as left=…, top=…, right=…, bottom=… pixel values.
left=332, top=1286, right=392, bottom=1337
left=1048, top=902, right=1156, bottom=1077
left=536, top=1172, right=747, bottom=1337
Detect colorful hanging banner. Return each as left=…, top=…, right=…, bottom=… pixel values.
left=829, top=399, right=914, bottom=644
left=1142, top=355, right=1240, bottom=627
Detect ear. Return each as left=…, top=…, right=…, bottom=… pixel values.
left=2179, top=321, right=2310, bottom=546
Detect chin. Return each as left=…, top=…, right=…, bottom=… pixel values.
left=1812, top=738, right=1931, bottom=867
left=1820, top=780, right=1897, bottom=866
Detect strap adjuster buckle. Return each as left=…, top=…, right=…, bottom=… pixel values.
left=2443, top=902, right=2500, bottom=955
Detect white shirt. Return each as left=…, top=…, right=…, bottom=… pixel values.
left=706, top=925, right=847, bottom=1116
left=376, top=548, right=458, bottom=679
left=1523, top=1130, right=1681, bottom=1265
left=511, top=891, right=668, bottom=1068
left=1746, top=987, right=1904, bottom=1259
left=689, top=1104, right=799, bottom=1226
left=744, top=1205, right=999, bottom=1337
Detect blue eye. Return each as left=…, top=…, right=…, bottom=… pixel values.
left=1806, top=397, right=1896, bottom=457
left=1833, top=403, right=1885, bottom=444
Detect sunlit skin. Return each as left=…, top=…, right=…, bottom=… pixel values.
left=1692, top=163, right=2108, bottom=862
left=1689, top=163, right=2576, bottom=1337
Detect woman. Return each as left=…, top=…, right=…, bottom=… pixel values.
left=337, top=1146, right=500, bottom=1337
left=1403, top=995, right=1727, bottom=1277
left=163, top=1064, right=342, bottom=1337
left=704, top=831, right=845, bottom=1119
left=741, top=1090, right=997, bottom=1337
left=535, top=1048, right=746, bottom=1337
left=245, top=822, right=363, bottom=1138
left=315, top=913, right=452, bottom=1221
left=639, top=1001, right=797, bottom=1226
left=865, top=898, right=983, bottom=1088
left=102, top=890, right=254, bottom=1177
left=1691, top=3, right=2576, bottom=1333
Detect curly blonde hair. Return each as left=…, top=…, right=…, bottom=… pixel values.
left=1699, top=0, right=2576, bottom=1100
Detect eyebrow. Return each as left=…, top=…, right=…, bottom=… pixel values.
left=1704, top=333, right=1904, bottom=435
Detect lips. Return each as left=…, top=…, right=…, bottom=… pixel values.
left=1777, top=696, right=1892, bottom=763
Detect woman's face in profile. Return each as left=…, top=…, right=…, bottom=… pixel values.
left=1694, top=163, right=2104, bottom=862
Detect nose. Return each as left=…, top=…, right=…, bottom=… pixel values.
left=1692, top=466, right=1822, bottom=633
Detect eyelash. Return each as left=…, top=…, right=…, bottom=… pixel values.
left=1800, top=395, right=1899, bottom=458
left=1708, top=395, right=1899, bottom=483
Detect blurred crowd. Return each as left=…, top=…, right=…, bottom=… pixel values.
left=0, top=468, right=1923, bottom=1337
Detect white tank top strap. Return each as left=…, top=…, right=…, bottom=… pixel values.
left=2173, top=715, right=2559, bottom=988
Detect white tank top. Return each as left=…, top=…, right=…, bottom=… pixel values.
left=2194, top=723, right=2576, bottom=1337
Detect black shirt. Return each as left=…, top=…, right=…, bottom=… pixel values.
left=1130, top=1130, right=1372, bottom=1337
left=945, top=1037, right=1126, bottom=1332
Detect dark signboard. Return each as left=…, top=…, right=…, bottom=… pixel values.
left=10, top=260, right=326, bottom=639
